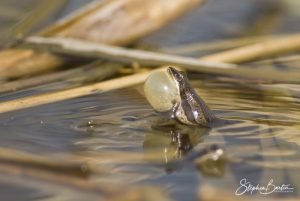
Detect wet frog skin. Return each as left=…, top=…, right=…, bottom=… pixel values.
left=167, top=67, right=216, bottom=127
left=144, top=66, right=223, bottom=127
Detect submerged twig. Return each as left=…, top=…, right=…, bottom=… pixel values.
left=0, top=147, right=94, bottom=177
left=0, top=162, right=171, bottom=201
left=200, top=33, right=300, bottom=63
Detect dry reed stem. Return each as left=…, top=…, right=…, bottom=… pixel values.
left=24, top=36, right=236, bottom=71
left=0, top=70, right=152, bottom=113
left=2, top=33, right=300, bottom=112
left=164, top=35, right=277, bottom=54
left=200, top=33, right=300, bottom=63
left=24, top=36, right=300, bottom=82
left=0, top=0, right=205, bottom=79
left=2, top=33, right=300, bottom=113
left=0, top=62, right=120, bottom=94
left=42, top=0, right=205, bottom=45
left=9, top=0, right=67, bottom=38
left=0, top=49, right=65, bottom=78
left=2, top=62, right=300, bottom=113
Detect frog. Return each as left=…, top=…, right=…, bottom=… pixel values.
left=144, top=66, right=218, bottom=127
left=167, top=67, right=216, bottom=127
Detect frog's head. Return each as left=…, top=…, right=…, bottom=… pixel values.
left=167, top=67, right=188, bottom=92
left=144, top=66, right=215, bottom=127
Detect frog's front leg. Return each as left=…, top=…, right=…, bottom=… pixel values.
left=170, top=102, right=180, bottom=119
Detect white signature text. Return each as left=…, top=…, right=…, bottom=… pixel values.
left=235, top=178, right=294, bottom=195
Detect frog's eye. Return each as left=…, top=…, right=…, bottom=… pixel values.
left=175, top=73, right=184, bottom=82
left=167, top=67, right=185, bottom=82
left=144, top=68, right=180, bottom=112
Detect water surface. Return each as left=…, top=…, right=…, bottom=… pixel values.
left=1, top=0, right=300, bottom=200
left=1, top=73, right=300, bottom=200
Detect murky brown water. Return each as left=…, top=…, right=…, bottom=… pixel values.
left=1, top=0, right=300, bottom=200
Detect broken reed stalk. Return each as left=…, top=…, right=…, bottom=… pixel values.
left=41, top=0, right=205, bottom=45
left=0, top=0, right=205, bottom=79
left=200, top=33, right=300, bottom=63
left=0, top=49, right=66, bottom=78
left=24, top=36, right=236, bottom=71
left=24, top=36, right=300, bottom=82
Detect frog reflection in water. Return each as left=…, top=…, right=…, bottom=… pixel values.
left=144, top=67, right=219, bottom=127
left=144, top=66, right=227, bottom=174
left=143, top=124, right=226, bottom=175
